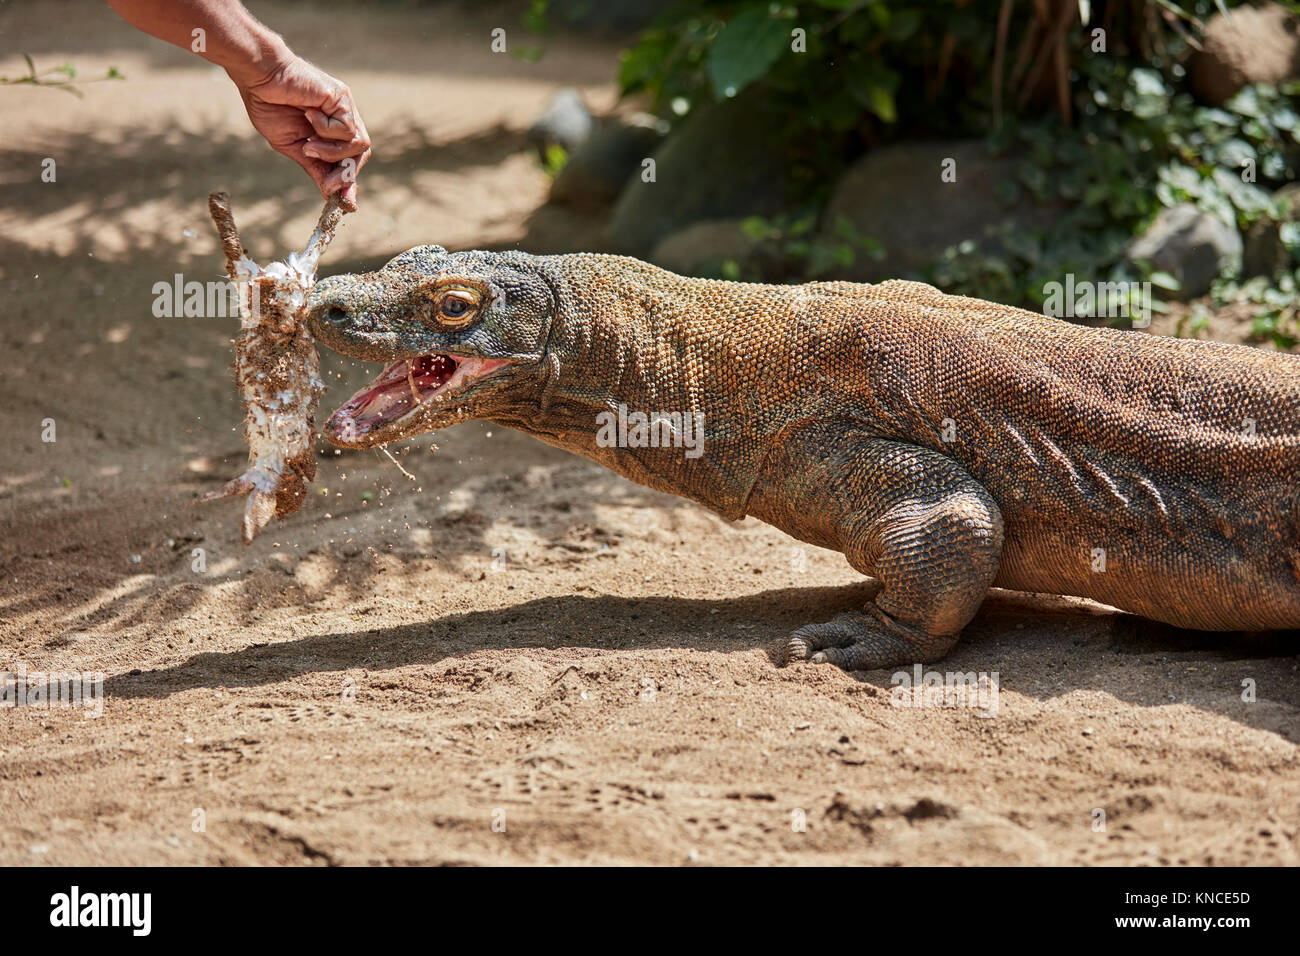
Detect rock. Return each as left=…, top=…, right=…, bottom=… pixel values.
left=1243, top=183, right=1300, bottom=279
left=550, top=115, right=668, bottom=208
left=650, top=219, right=758, bottom=277
left=822, top=140, right=1057, bottom=281
left=1189, top=3, right=1300, bottom=107
left=1127, top=203, right=1243, bottom=299
left=609, top=92, right=801, bottom=257
left=525, top=88, right=594, bottom=159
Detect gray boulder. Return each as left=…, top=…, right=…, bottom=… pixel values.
left=650, top=219, right=759, bottom=277
left=821, top=140, right=1056, bottom=281
left=609, top=92, right=800, bottom=258
left=1127, top=203, right=1242, bottom=299
left=526, top=88, right=594, bottom=160
left=550, top=115, right=668, bottom=208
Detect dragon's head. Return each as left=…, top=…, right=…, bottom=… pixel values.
left=307, top=245, right=555, bottom=447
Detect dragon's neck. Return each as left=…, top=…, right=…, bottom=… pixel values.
left=490, top=257, right=752, bottom=517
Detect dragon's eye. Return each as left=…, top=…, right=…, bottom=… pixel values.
left=435, top=289, right=479, bottom=327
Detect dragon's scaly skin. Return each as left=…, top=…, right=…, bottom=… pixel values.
left=305, top=248, right=1300, bottom=670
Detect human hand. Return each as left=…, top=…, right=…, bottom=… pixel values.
left=231, top=55, right=371, bottom=210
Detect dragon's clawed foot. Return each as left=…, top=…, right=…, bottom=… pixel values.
left=775, top=610, right=950, bottom=672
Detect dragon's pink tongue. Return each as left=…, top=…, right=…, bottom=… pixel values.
left=325, top=355, right=459, bottom=441
left=327, top=369, right=415, bottom=439
left=356, top=385, right=411, bottom=421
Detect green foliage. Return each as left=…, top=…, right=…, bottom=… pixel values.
left=514, top=0, right=550, bottom=61
left=735, top=213, right=885, bottom=281
left=618, top=1, right=983, bottom=126
left=540, top=143, right=569, bottom=178
left=617, top=0, right=993, bottom=188
left=521, top=0, right=550, bottom=34
left=0, top=54, right=123, bottom=96
left=1212, top=268, right=1300, bottom=349
left=930, top=56, right=1299, bottom=312
left=1151, top=82, right=1299, bottom=229
left=706, top=5, right=795, bottom=99
left=1175, top=301, right=1214, bottom=338
left=618, top=0, right=1298, bottom=340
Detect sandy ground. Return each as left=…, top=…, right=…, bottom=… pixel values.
left=1, top=1, right=1297, bottom=866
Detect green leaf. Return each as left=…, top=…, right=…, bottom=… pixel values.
left=829, top=216, right=857, bottom=241
left=845, top=59, right=899, bottom=123
left=1129, top=68, right=1167, bottom=98
left=617, top=37, right=668, bottom=93
left=1212, top=167, right=1273, bottom=221
left=865, top=84, right=896, bottom=123
left=1225, top=86, right=1266, bottom=120
left=1280, top=222, right=1300, bottom=258
left=788, top=214, right=816, bottom=237
left=1271, top=105, right=1299, bottom=132
left=741, top=216, right=780, bottom=241
left=541, top=144, right=568, bottom=178
left=522, top=0, right=549, bottom=35
left=1126, top=68, right=1170, bottom=119
left=707, top=7, right=791, bottom=99
left=886, top=10, right=922, bottom=42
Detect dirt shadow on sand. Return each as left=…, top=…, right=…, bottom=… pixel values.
left=102, top=583, right=1299, bottom=736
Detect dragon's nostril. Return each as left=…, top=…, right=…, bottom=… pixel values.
left=324, top=305, right=349, bottom=324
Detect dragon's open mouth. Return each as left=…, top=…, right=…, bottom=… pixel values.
left=324, top=352, right=507, bottom=445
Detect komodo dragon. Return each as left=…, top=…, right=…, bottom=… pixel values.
left=305, top=247, right=1300, bottom=671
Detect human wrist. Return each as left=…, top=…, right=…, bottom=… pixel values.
left=217, top=17, right=295, bottom=90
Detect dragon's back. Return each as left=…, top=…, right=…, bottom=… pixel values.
left=817, top=278, right=1300, bottom=628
